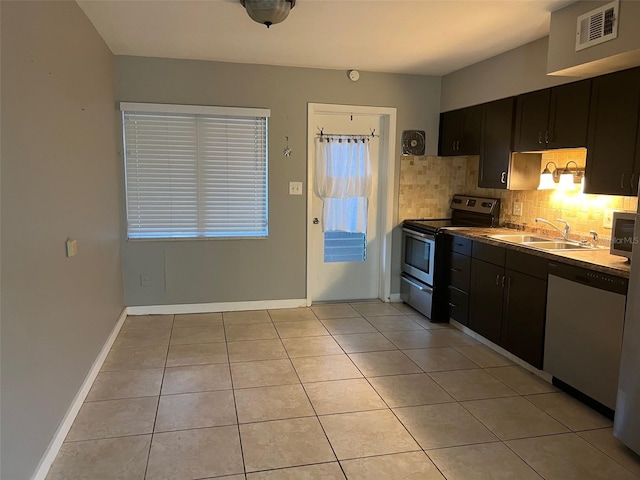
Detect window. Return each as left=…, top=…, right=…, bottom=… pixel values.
left=121, top=103, right=269, bottom=239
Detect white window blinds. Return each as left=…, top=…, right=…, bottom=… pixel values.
left=121, top=103, right=269, bottom=239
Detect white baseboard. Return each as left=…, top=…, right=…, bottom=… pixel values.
left=388, top=293, right=402, bottom=303
left=127, top=298, right=308, bottom=316
left=32, top=307, right=128, bottom=480
left=449, top=319, right=553, bottom=384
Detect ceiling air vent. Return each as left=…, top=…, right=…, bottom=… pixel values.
left=576, top=0, right=619, bottom=52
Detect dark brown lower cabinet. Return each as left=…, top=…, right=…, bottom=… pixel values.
left=501, top=269, right=547, bottom=369
left=469, top=247, right=548, bottom=369
left=469, top=259, right=505, bottom=344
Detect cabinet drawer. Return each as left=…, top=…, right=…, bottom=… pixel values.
left=449, top=252, right=471, bottom=291
left=448, top=286, right=469, bottom=326
left=446, top=235, right=472, bottom=256
left=472, top=241, right=506, bottom=266
left=506, top=249, right=548, bottom=280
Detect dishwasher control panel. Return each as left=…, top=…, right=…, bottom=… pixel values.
left=549, top=262, right=628, bottom=295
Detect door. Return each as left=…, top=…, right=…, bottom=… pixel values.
left=469, top=258, right=505, bottom=344
left=438, top=109, right=463, bottom=156
left=547, top=79, right=591, bottom=150
left=309, top=112, right=383, bottom=301
left=585, top=67, right=640, bottom=195
left=514, top=89, right=550, bottom=152
left=502, top=269, right=547, bottom=369
left=478, top=97, right=515, bottom=189
left=401, top=229, right=435, bottom=286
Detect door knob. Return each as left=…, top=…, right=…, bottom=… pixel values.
left=313, top=218, right=319, bottom=224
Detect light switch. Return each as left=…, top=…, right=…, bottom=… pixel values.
left=289, top=181, right=303, bottom=195
left=66, top=238, right=78, bottom=257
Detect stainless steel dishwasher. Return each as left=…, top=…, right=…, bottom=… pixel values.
left=544, top=262, right=628, bottom=411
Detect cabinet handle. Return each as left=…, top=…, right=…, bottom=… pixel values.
left=621, top=173, right=628, bottom=189
left=501, top=275, right=506, bottom=287
left=500, top=172, right=507, bottom=184
left=496, top=274, right=500, bottom=286
left=448, top=302, right=458, bottom=308
left=538, top=131, right=543, bottom=144
left=545, top=130, right=550, bottom=144
left=450, top=268, right=461, bottom=272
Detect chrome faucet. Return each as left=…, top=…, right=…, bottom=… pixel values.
left=535, top=218, right=570, bottom=240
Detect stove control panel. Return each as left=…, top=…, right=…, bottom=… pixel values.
left=451, top=195, right=499, bottom=215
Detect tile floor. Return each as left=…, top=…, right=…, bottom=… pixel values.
left=46, top=302, right=640, bottom=480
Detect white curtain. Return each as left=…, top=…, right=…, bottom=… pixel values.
left=314, top=137, right=372, bottom=233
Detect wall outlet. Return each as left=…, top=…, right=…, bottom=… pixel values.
left=289, top=181, right=303, bottom=195
left=513, top=201, right=523, bottom=216
left=603, top=209, right=614, bottom=229
left=65, top=238, right=78, bottom=257
left=140, top=274, right=152, bottom=287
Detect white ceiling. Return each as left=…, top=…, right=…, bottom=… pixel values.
left=77, top=0, right=576, bottom=76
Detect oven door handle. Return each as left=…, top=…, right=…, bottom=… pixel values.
left=402, top=228, right=435, bottom=240
left=401, top=275, right=433, bottom=294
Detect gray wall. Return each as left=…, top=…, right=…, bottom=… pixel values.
left=548, top=0, right=640, bottom=76
left=1, top=2, right=124, bottom=479
left=441, top=37, right=577, bottom=112
left=116, top=57, right=441, bottom=306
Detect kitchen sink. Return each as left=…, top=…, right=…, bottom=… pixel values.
left=488, top=234, right=550, bottom=243
left=524, top=241, right=597, bottom=251
left=488, top=233, right=599, bottom=251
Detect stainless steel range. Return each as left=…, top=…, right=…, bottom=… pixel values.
left=401, top=194, right=500, bottom=321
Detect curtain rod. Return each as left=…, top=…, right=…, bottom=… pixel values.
left=317, top=127, right=379, bottom=142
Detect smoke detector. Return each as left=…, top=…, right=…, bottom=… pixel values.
left=576, top=0, right=619, bottom=52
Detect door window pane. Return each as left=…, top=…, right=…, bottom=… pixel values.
left=324, top=231, right=366, bottom=263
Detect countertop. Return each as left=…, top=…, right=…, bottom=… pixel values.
left=444, top=227, right=632, bottom=279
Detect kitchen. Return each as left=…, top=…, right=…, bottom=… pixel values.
left=398, top=6, right=640, bottom=465
left=4, top=0, right=640, bottom=479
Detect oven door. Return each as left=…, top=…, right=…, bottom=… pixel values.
left=402, top=227, right=436, bottom=286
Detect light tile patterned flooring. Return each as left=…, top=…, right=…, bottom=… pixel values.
left=47, top=302, right=640, bottom=480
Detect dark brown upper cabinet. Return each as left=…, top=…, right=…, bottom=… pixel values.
left=478, top=97, right=515, bottom=189
left=513, top=80, right=591, bottom=152
left=438, top=105, right=482, bottom=156
left=585, top=67, right=640, bottom=196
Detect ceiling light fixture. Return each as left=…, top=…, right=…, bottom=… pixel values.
left=240, top=0, right=296, bottom=28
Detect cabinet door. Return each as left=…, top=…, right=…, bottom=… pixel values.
left=514, top=89, right=551, bottom=152
left=585, top=67, right=640, bottom=195
left=478, top=97, right=515, bottom=189
left=460, top=105, right=482, bottom=156
left=439, top=110, right=464, bottom=156
left=547, top=79, right=591, bottom=150
left=469, top=259, right=504, bottom=345
left=502, top=270, right=547, bottom=369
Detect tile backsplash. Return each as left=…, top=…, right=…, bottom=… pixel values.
left=398, top=149, right=638, bottom=242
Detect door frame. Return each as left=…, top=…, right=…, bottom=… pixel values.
left=306, top=103, right=397, bottom=305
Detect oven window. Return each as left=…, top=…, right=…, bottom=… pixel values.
left=405, top=236, right=432, bottom=273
